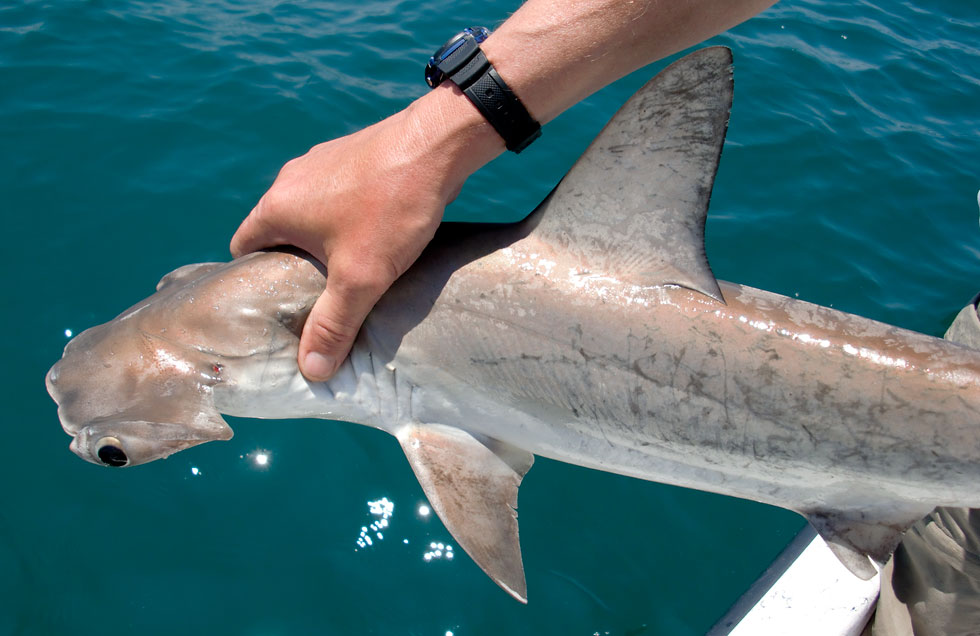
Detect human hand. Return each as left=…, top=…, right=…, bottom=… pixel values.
left=230, top=87, right=501, bottom=381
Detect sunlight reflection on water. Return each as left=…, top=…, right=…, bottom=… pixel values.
left=353, top=496, right=457, bottom=565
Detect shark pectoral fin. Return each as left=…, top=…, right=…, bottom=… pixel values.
left=156, top=262, right=225, bottom=292
left=804, top=504, right=935, bottom=579
left=523, top=47, right=733, bottom=303
left=396, top=423, right=534, bottom=603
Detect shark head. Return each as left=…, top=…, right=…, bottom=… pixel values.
left=46, top=316, right=233, bottom=467
left=46, top=250, right=326, bottom=467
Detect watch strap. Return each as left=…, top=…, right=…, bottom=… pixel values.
left=434, top=39, right=541, bottom=153
left=462, top=63, right=541, bottom=153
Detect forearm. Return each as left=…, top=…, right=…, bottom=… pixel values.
left=485, top=0, right=777, bottom=123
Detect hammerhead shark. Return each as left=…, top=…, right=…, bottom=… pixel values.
left=46, top=47, right=980, bottom=603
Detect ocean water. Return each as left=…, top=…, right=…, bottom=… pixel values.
left=3, top=0, right=978, bottom=633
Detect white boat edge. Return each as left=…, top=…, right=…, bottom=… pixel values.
left=709, top=526, right=880, bottom=635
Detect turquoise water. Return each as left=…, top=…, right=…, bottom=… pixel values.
left=3, top=0, right=979, bottom=633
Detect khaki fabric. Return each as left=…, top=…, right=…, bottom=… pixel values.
left=873, top=300, right=980, bottom=636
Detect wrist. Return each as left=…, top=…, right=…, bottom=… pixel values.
left=402, top=82, right=505, bottom=202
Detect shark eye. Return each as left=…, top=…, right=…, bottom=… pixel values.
left=95, top=437, right=129, bottom=467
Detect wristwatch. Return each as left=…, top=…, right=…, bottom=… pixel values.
left=425, top=27, right=541, bottom=153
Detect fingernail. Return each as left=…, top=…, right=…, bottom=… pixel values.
left=303, top=351, right=335, bottom=381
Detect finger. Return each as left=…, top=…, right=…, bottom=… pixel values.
left=298, top=271, right=387, bottom=381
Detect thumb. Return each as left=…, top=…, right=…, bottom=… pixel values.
left=298, top=271, right=385, bottom=382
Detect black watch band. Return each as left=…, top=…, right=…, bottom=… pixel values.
left=425, top=28, right=541, bottom=153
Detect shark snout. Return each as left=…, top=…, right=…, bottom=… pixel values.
left=49, top=358, right=129, bottom=466
left=46, top=362, right=84, bottom=440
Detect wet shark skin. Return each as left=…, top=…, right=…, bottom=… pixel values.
left=368, top=227, right=980, bottom=516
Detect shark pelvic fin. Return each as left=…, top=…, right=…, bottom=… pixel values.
left=804, top=504, right=934, bottom=580
left=524, top=46, right=733, bottom=303
left=396, top=423, right=534, bottom=602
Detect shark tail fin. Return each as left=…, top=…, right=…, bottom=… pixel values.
left=522, top=46, right=733, bottom=303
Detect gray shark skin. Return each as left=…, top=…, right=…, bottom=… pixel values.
left=46, top=47, right=980, bottom=603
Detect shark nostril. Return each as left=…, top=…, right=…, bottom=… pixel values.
left=95, top=437, right=128, bottom=467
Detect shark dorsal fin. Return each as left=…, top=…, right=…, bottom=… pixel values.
left=396, top=423, right=534, bottom=603
left=524, top=46, right=733, bottom=302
